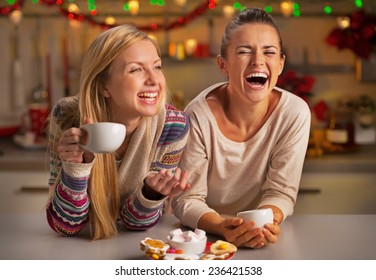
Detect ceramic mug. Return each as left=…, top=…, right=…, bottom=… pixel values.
left=236, top=208, right=273, bottom=228
left=80, top=122, right=126, bottom=153
left=28, top=103, right=50, bottom=137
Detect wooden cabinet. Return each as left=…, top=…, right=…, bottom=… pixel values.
left=0, top=171, right=49, bottom=213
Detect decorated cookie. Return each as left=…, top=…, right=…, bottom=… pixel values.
left=199, top=253, right=230, bottom=260
left=163, top=253, right=200, bottom=260
left=140, top=238, right=170, bottom=260
left=209, top=240, right=237, bottom=255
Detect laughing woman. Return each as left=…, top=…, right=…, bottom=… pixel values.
left=46, top=24, right=190, bottom=240
left=173, top=8, right=310, bottom=249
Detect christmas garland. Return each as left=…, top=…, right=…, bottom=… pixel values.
left=1, top=0, right=217, bottom=31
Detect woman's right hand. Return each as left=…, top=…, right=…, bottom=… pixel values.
left=57, top=118, right=94, bottom=163
left=221, top=218, right=266, bottom=249
left=198, top=213, right=265, bottom=249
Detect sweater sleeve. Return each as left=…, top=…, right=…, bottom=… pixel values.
left=46, top=161, right=92, bottom=236
left=258, top=97, right=311, bottom=220
left=119, top=105, right=190, bottom=230
left=46, top=100, right=92, bottom=237
left=171, top=107, right=216, bottom=229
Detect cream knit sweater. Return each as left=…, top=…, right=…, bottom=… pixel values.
left=173, top=82, right=311, bottom=229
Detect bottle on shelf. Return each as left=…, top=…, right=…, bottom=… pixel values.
left=325, top=99, right=356, bottom=152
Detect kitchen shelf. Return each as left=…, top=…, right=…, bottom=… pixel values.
left=285, top=62, right=355, bottom=74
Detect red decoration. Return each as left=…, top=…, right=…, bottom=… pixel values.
left=312, top=100, right=329, bottom=122
left=0, top=0, right=24, bottom=15
left=276, top=70, right=315, bottom=104
left=326, top=9, right=376, bottom=59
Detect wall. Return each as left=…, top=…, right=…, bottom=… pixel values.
left=1, top=12, right=376, bottom=119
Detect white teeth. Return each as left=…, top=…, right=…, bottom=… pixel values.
left=246, top=73, right=268, bottom=78
left=138, top=92, right=157, bottom=98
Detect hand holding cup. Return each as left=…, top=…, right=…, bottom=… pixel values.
left=236, top=208, right=273, bottom=228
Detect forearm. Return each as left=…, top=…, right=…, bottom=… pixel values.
left=46, top=169, right=90, bottom=236
left=197, top=212, right=226, bottom=237
left=120, top=191, right=164, bottom=231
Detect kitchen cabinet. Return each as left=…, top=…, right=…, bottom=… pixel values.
left=2, top=137, right=376, bottom=215
left=295, top=171, right=376, bottom=215
left=0, top=171, right=49, bottom=213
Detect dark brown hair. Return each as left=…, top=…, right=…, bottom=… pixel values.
left=220, top=8, right=284, bottom=58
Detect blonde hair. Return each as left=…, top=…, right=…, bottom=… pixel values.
left=51, top=24, right=167, bottom=240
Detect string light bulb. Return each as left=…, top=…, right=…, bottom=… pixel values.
left=174, top=0, right=186, bottom=6
left=67, top=3, right=80, bottom=13
left=280, top=0, right=294, bottom=17
left=105, top=16, right=116, bottom=26
left=223, top=5, right=235, bottom=18
left=129, top=0, right=140, bottom=15
left=337, top=16, right=350, bottom=29
left=9, top=9, right=22, bottom=25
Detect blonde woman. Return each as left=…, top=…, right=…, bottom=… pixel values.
left=46, top=24, right=190, bottom=240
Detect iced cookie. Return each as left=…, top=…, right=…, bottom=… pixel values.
left=200, top=253, right=230, bottom=260
left=140, top=238, right=170, bottom=260
left=163, top=253, right=200, bottom=260
left=210, top=240, right=237, bottom=255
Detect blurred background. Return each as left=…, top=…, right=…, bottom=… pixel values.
left=0, top=0, right=375, bottom=215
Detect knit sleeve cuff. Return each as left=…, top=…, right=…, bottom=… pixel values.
left=135, top=173, right=166, bottom=210
left=62, top=159, right=95, bottom=178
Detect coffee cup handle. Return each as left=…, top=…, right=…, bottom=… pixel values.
left=78, top=126, right=91, bottom=150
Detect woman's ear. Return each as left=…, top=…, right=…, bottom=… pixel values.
left=216, top=55, right=228, bottom=77
left=279, top=55, right=286, bottom=75
left=103, top=87, right=111, bottom=98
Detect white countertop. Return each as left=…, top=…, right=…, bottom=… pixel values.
left=0, top=213, right=375, bottom=260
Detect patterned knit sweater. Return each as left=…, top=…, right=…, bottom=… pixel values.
left=46, top=96, right=189, bottom=236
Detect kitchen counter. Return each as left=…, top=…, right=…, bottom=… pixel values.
left=1, top=136, right=376, bottom=173
left=0, top=213, right=375, bottom=260
left=303, top=145, right=376, bottom=173
left=0, top=137, right=48, bottom=172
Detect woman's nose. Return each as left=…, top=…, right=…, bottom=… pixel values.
left=250, top=52, right=264, bottom=66
left=145, top=70, right=157, bottom=85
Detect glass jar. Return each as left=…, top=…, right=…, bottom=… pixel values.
left=326, top=107, right=355, bottom=148
left=356, top=95, right=375, bottom=128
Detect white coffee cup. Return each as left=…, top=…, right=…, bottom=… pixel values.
left=80, top=122, right=126, bottom=153
left=236, top=208, right=273, bottom=228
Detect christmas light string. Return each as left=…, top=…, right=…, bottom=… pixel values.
left=0, top=0, right=217, bottom=31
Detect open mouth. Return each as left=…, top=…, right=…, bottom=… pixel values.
left=245, top=73, right=268, bottom=87
left=137, top=92, right=158, bottom=103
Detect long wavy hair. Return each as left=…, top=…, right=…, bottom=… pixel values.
left=50, top=24, right=166, bottom=240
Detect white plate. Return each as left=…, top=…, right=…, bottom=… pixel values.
left=13, top=134, right=48, bottom=150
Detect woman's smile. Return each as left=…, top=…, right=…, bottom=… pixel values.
left=137, top=91, right=159, bottom=104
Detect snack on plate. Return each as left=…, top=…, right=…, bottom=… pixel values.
left=163, top=253, right=200, bottom=260
left=140, top=238, right=170, bottom=260
left=167, top=228, right=207, bottom=255
left=168, top=228, right=206, bottom=243
left=209, top=240, right=237, bottom=255
left=199, top=253, right=230, bottom=260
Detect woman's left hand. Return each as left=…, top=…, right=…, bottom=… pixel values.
left=255, top=222, right=281, bottom=248
left=143, top=168, right=190, bottom=200
left=252, top=205, right=282, bottom=248
left=223, top=219, right=280, bottom=249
